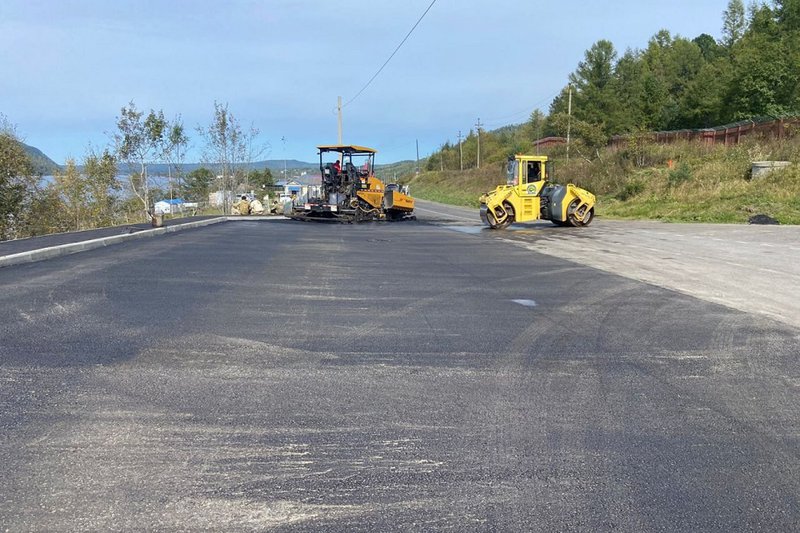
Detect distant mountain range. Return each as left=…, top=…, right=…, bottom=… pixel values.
left=24, top=147, right=319, bottom=176
left=137, top=159, right=319, bottom=175
left=25, top=142, right=416, bottom=178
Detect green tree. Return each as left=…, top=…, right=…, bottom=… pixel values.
left=569, top=40, right=620, bottom=130
left=747, top=2, right=775, bottom=32
left=639, top=31, right=706, bottom=129
left=246, top=168, right=274, bottom=191
left=198, top=102, right=247, bottom=214
left=113, top=102, right=166, bottom=220
left=0, top=116, right=35, bottom=240
left=23, top=185, right=71, bottom=236
left=548, top=113, right=609, bottom=159
left=239, top=123, right=269, bottom=188
left=182, top=167, right=214, bottom=202
left=679, top=58, right=733, bottom=126
left=724, top=5, right=800, bottom=119
left=775, top=0, right=800, bottom=30
left=693, top=33, right=723, bottom=61
left=522, top=110, right=547, bottom=141
left=83, top=148, right=120, bottom=226
left=53, top=158, right=88, bottom=230
left=610, top=49, right=649, bottom=131
left=722, top=0, right=747, bottom=48
left=160, top=118, right=189, bottom=201
left=460, top=130, right=478, bottom=170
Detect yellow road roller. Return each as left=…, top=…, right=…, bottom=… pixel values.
left=480, top=154, right=595, bottom=229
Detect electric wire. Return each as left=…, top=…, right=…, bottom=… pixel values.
left=343, top=0, right=437, bottom=108
left=481, top=88, right=563, bottom=129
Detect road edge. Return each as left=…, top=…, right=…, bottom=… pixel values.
left=0, top=216, right=287, bottom=269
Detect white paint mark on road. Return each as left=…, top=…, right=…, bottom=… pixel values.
left=414, top=205, right=478, bottom=223
left=512, top=299, right=537, bottom=307
left=445, top=225, right=484, bottom=235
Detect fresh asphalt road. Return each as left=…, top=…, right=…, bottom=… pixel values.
left=1, top=217, right=799, bottom=531
left=0, top=216, right=219, bottom=256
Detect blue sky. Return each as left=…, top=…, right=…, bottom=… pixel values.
left=1, top=0, right=731, bottom=165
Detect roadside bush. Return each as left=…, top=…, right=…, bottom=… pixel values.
left=668, top=162, right=693, bottom=187
left=616, top=180, right=645, bottom=200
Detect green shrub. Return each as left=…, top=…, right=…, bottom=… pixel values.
left=616, top=180, right=645, bottom=200
left=668, top=162, right=692, bottom=187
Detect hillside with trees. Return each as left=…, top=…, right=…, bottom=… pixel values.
left=21, top=143, right=59, bottom=175
left=411, top=0, right=800, bottom=223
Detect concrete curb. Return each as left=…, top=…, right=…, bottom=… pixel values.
left=0, top=216, right=287, bottom=269
left=223, top=216, right=289, bottom=222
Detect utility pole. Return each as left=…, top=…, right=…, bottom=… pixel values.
left=337, top=96, right=343, bottom=145
left=566, top=84, right=573, bottom=161
left=415, top=139, right=420, bottom=174
left=440, top=145, right=444, bottom=171
left=475, top=118, right=483, bottom=169
left=281, top=136, right=287, bottom=182
left=457, top=130, right=463, bottom=171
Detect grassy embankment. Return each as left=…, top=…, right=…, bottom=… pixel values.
left=406, top=136, right=800, bottom=224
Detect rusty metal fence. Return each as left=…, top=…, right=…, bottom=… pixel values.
left=609, top=117, right=800, bottom=149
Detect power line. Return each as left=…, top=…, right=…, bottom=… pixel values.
left=343, top=0, right=438, bottom=108
left=481, top=88, right=563, bottom=129
left=483, top=105, right=539, bottom=124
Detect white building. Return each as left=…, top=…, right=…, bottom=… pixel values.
left=154, top=198, right=185, bottom=215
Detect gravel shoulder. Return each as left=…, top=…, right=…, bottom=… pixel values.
left=416, top=199, right=800, bottom=329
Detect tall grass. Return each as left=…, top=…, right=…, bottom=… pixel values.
left=408, top=135, right=800, bottom=224
left=406, top=167, right=504, bottom=207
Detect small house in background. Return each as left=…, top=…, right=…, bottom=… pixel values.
left=275, top=176, right=322, bottom=202
left=154, top=198, right=185, bottom=215
left=275, top=179, right=303, bottom=196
